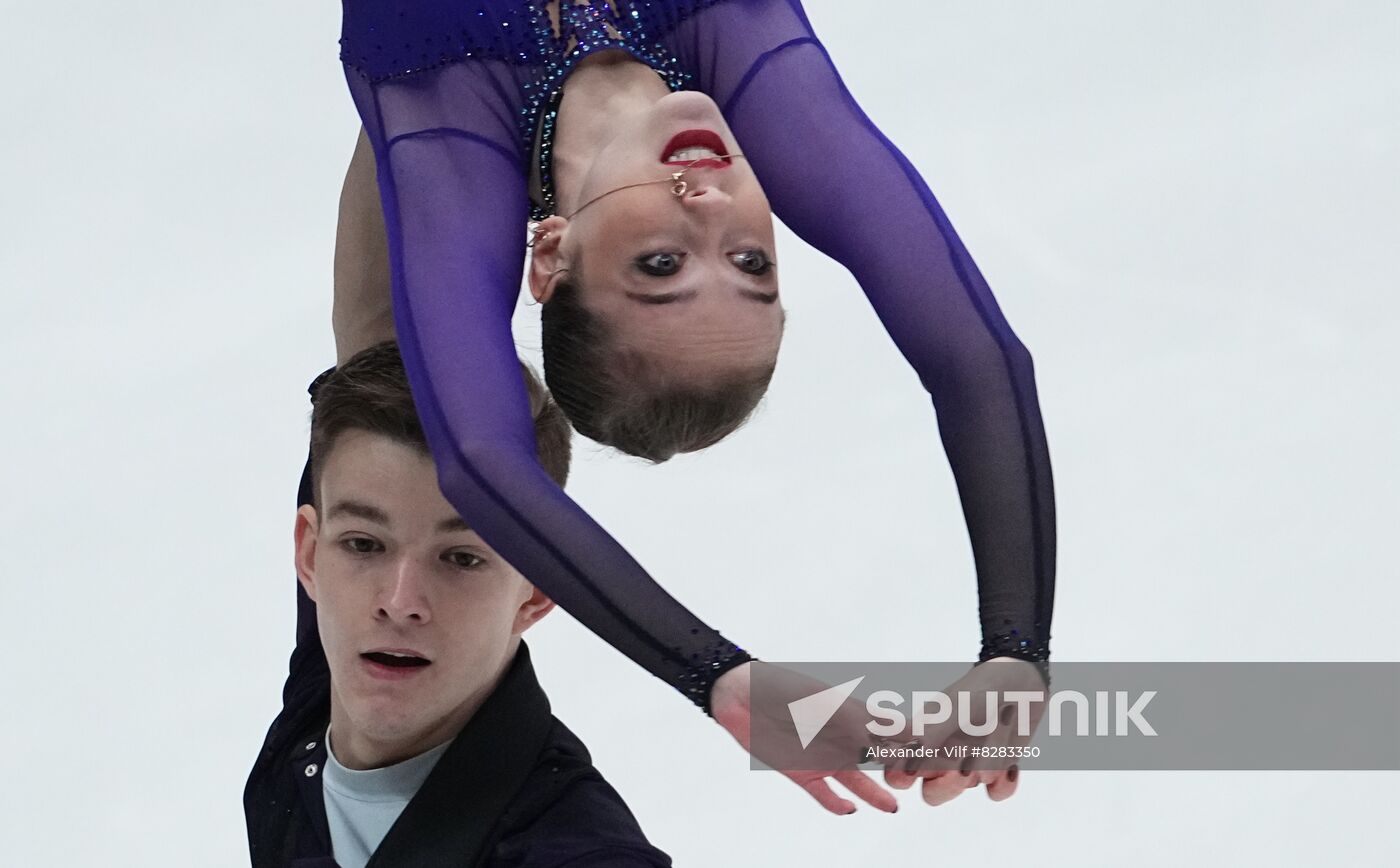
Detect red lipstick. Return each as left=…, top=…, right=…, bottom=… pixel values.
left=660, top=129, right=731, bottom=168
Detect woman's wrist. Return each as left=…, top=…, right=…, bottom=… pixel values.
left=706, top=656, right=756, bottom=718
left=977, top=654, right=1051, bottom=690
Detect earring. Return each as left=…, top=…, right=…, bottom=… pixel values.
left=526, top=222, right=552, bottom=249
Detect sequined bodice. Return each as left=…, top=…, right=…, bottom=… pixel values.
left=341, top=2, right=694, bottom=214
left=525, top=6, right=688, bottom=219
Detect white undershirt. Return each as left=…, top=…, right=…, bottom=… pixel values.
left=321, top=724, right=455, bottom=868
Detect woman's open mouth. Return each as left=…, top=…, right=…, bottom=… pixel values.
left=661, top=129, right=731, bottom=168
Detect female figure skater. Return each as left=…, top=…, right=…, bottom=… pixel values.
left=329, top=0, right=1056, bottom=811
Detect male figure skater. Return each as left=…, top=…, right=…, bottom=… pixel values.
left=243, top=341, right=672, bottom=867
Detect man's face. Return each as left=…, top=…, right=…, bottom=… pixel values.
left=295, top=430, right=553, bottom=768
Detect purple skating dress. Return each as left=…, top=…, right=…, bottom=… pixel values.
left=333, top=0, right=1056, bottom=712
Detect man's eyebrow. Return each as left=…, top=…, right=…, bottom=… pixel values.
left=437, top=515, right=472, bottom=533
left=324, top=502, right=472, bottom=534
left=324, top=500, right=390, bottom=525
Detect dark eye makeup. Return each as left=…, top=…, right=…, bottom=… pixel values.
left=635, top=251, right=685, bottom=276
left=634, top=249, right=776, bottom=278
left=731, top=249, right=774, bottom=275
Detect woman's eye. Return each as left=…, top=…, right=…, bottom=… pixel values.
left=342, top=537, right=380, bottom=556
left=731, top=250, right=773, bottom=275
left=636, top=251, right=684, bottom=276
left=445, top=551, right=486, bottom=570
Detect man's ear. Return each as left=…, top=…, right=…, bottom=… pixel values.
left=294, top=504, right=321, bottom=603
left=513, top=583, right=556, bottom=636
left=527, top=215, right=570, bottom=304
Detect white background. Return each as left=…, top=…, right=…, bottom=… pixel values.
left=2, top=1, right=1396, bottom=864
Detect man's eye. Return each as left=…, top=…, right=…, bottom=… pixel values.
left=445, top=551, right=486, bottom=570
left=636, top=251, right=684, bottom=276
left=731, top=250, right=773, bottom=275
left=342, top=537, right=380, bottom=555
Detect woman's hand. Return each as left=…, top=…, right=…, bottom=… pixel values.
left=882, top=657, right=1047, bottom=806
left=709, top=661, right=899, bottom=816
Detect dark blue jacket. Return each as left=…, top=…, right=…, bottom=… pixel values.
left=244, top=639, right=673, bottom=868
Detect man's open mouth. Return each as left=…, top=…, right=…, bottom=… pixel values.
left=361, top=651, right=431, bottom=668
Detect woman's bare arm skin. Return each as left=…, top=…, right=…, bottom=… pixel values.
left=332, top=128, right=394, bottom=364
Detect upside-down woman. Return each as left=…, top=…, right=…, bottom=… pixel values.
left=323, top=0, right=1057, bottom=812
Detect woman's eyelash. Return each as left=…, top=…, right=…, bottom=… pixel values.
left=636, top=251, right=685, bottom=275
left=732, top=250, right=774, bottom=275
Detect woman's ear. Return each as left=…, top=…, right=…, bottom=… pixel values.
left=294, top=504, right=321, bottom=603
left=527, top=215, right=570, bottom=304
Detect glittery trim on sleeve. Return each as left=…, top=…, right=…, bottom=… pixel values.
left=977, top=629, right=1051, bottom=690
left=676, top=640, right=754, bottom=717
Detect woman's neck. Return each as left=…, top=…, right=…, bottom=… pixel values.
left=552, top=50, right=670, bottom=217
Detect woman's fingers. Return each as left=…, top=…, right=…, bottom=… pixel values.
left=967, top=706, right=1012, bottom=789
left=883, top=766, right=917, bottom=790
left=873, top=664, right=1046, bottom=808
left=833, top=769, right=898, bottom=813
left=794, top=774, right=857, bottom=815
left=978, top=695, right=1034, bottom=798
left=920, top=770, right=970, bottom=807
left=985, top=764, right=1019, bottom=801
left=788, top=767, right=897, bottom=815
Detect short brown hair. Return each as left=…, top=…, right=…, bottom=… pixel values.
left=309, top=341, right=571, bottom=500
left=541, top=278, right=778, bottom=463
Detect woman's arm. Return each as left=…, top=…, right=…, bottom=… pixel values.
left=658, top=0, right=1056, bottom=669
left=333, top=129, right=394, bottom=365
left=336, top=27, right=751, bottom=712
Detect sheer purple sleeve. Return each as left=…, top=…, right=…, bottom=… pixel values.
left=339, top=37, right=751, bottom=712
left=654, top=0, right=1057, bottom=671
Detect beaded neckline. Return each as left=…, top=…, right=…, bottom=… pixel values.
left=525, top=2, right=689, bottom=221
left=338, top=2, right=696, bottom=219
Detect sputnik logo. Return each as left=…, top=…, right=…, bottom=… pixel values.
left=787, top=676, right=866, bottom=749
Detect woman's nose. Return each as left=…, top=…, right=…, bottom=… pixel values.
left=684, top=184, right=730, bottom=206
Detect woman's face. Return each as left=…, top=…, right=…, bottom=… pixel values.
left=551, top=91, right=782, bottom=377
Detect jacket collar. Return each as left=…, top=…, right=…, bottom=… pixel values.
left=290, top=640, right=555, bottom=868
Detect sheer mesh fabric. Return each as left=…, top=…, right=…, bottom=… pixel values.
left=335, top=0, right=1056, bottom=711
left=653, top=1, right=1056, bottom=671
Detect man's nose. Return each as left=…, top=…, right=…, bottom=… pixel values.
left=377, top=558, right=431, bottom=624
